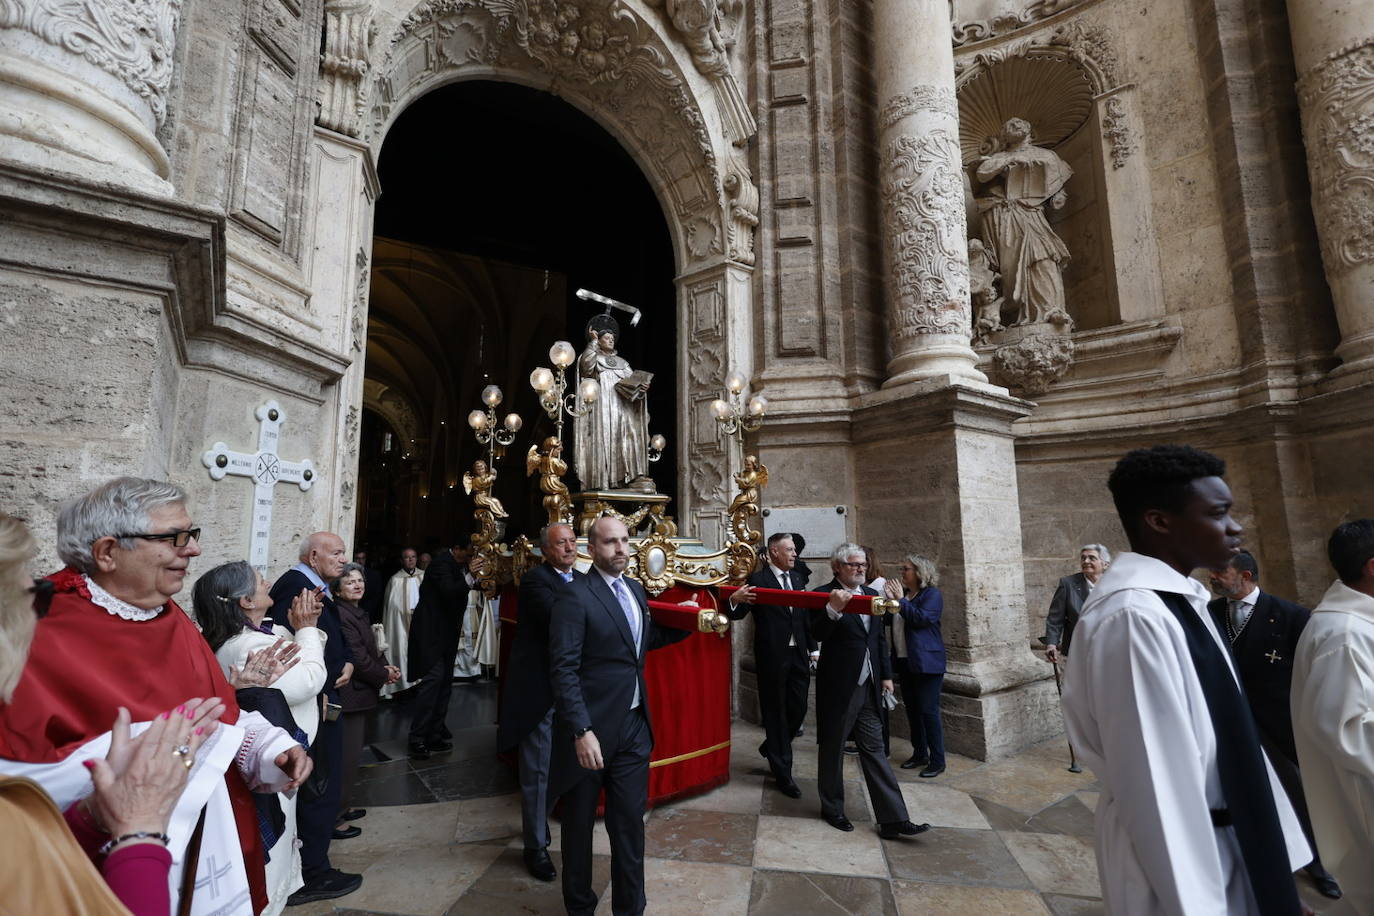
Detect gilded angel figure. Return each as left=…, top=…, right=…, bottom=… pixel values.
left=526, top=436, right=572, bottom=526
left=463, top=459, right=508, bottom=520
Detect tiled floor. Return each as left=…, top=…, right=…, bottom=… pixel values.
left=295, top=683, right=1334, bottom=915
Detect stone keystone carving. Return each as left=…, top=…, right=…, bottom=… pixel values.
left=992, top=323, right=1075, bottom=395
left=0, top=0, right=184, bottom=125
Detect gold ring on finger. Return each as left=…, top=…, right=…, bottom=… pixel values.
left=183, top=757, right=194, bottom=770
left=172, top=744, right=191, bottom=757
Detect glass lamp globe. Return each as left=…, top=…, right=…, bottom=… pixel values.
left=650, top=434, right=667, bottom=451
left=504, top=413, right=523, bottom=432
left=481, top=384, right=503, bottom=407
left=747, top=394, right=769, bottom=417
left=710, top=398, right=732, bottom=419
left=725, top=371, right=748, bottom=395
left=550, top=341, right=576, bottom=368
left=579, top=379, right=601, bottom=403
left=467, top=409, right=488, bottom=430
left=530, top=367, right=554, bottom=392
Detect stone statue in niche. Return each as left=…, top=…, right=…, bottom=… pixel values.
left=574, top=315, right=655, bottom=492
left=969, top=238, right=1005, bottom=343
left=974, top=117, right=1074, bottom=329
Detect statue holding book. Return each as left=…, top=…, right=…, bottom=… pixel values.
left=574, top=314, right=655, bottom=491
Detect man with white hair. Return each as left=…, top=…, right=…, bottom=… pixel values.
left=0, top=477, right=311, bottom=915
left=811, top=542, right=930, bottom=839
left=270, top=531, right=361, bottom=905
left=1042, top=543, right=1110, bottom=665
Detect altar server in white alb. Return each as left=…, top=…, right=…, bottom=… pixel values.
left=380, top=547, right=423, bottom=697
left=1291, top=518, right=1374, bottom=913
left=1063, top=446, right=1310, bottom=915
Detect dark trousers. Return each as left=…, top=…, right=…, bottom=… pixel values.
left=818, top=682, right=908, bottom=824
left=299, top=715, right=343, bottom=877
left=757, top=652, right=810, bottom=781
left=897, top=667, right=945, bottom=768
left=338, top=710, right=367, bottom=817
left=518, top=709, right=554, bottom=851
left=408, top=649, right=458, bottom=745
left=561, top=707, right=651, bottom=916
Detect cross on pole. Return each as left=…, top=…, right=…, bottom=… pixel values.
left=202, top=400, right=316, bottom=575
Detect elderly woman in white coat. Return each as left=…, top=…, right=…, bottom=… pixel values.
left=193, top=560, right=327, bottom=916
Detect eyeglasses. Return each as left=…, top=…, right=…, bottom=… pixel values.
left=840, top=561, right=868, bottom=569
left=115, top=528, right=202, bottom=548
left=28, top=577, right=53, bottom=619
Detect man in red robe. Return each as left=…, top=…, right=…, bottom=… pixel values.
left=0, top=477, right=310, bottom=915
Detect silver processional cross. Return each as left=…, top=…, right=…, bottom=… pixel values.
left=201, top=400, right=316, bottom=574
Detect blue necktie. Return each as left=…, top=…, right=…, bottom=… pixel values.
left=561, top=571, right=573, bottom=583
left=612, top=577, right=642, bottom=709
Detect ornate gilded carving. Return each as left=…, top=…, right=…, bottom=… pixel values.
left=952, top=0, right=1090, bottom=47
left=526, top=437, right=573, bottom=526
left=1296, top=40, right=1374, bottom=278
left=318, top=0, right=376, bottom=137
left=464, top=459, right=508, bottom=549
left=726, top=454, right=766, bottom=545
left=0, top=0, right=183, bottom=125
left=1099, top=96, right=1135, bottom=169
left=880, top=129, right=971, bottom=338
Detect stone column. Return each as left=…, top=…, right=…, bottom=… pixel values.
left=0, top=0, right=181, bottom=196
left=874, top=0, right=986, bottom=387
left=1287, top=2, right=1374, bottom=378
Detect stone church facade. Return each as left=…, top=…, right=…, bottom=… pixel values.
left=1, top=0, right=1369, bottom=758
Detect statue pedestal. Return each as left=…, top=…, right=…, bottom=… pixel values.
left=854, top=378, right=1060, bottom=760
left=572, top=490, right=677, bottom=537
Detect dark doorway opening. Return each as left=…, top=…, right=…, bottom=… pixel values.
left=357, top=79, right=678, bottom=562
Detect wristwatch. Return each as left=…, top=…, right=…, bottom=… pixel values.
left=574, top=726, right=593, bottom=739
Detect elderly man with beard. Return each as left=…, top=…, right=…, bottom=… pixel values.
left=810, top=543, right=929, bottom=840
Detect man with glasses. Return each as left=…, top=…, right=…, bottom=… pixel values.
left=0, top=476, right=312, bottom=914
left=810, top=543, right=930, bottom=839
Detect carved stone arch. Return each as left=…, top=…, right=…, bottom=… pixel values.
left=361, top=0, right=759, bottom=272
left=343, top=0, right=758, bottom=539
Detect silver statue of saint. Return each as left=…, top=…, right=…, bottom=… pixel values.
left=573, top=314, right=654, bottom=491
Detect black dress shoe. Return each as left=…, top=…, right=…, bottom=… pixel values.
left=900, top=756, right=928, bottom=770
left=408, top=742, right=431, bottom=760
left=879, top=820, right=932, bottom=839
left=287, top=869, right=363, bottom=905
left=1308, top=869, right=1342, bottom=899
left=428, top=738, right=454, bottom=753
left=919, top=764, right=946, bottom=778
left=341, top=808, right=366, bottom=821
left=523, top=847, right=557, bottom=882
left=776, top=778, right=802, bottom=799
left=331, top=824, right=361, bottom=840
left=823, top=813, right=854, bottom=832
left=843, top=742, right=859, bottom=756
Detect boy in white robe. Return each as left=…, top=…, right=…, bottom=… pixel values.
left=1291, top=518, right=1374, bottom=914
left=1063, top=446, right=1311, bottom=915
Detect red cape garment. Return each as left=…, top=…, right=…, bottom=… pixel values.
left=0, top=568, right=268, bottom=913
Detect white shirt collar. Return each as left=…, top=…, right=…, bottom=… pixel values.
left=85, top=575, right=164, bottom=621
left=1233, top=586, right=1259, bottom=608
left=596, top=566, right=625, bottom=590
left=769, top=563, right=792, bottom=585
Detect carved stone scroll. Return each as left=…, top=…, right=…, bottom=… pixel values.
left=318, top=0, right=375, bottom=137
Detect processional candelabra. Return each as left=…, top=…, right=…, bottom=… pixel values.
left=710, top=370, right=770, bottom=579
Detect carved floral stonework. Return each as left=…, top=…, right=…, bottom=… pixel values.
left=952, top=0, right=1090, bottom=47
left=992, top=326, right=1075, bottom=395
left=0, top=0, right=183, bottom=124
left=1100, top=96, right=1134, bottom=169
left=879, top=85, right=958, bottom=131
left=723, top=147, right=759, bottom=266
left=880, top=127, right=971, bottom=338
left=366, top=0, right=734, bottom=263
left=1297, top=40, right=1374, bottom=278
left=351, top=248, right=369, bottom=352
left=318, top=0, right=376, bottom=137
left=955, top=19, right=1120, bottom=91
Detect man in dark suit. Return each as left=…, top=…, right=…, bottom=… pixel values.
left=407, top=540, right=479, bottom=758
left=727, top=531, right=816, bottom=797
left=496, top=522, right=582, bottom=882
left=352, top=548, right=386, bottom=624
left=810, top=542, right=930, bottom=839
left=1208, top=550, right=1342, bottom=899
left=549, top=516, right=691, bottom=916
left=1042, top=543, right=1110, bottom=664
left=271, top=531, right=363, bottom=905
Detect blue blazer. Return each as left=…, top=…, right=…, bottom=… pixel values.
left=888, top=586, right=946, bottom=675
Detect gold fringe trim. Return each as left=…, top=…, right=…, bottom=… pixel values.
left=649, top=739, right=731, bottom=769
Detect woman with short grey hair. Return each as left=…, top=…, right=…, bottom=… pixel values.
left=884, top=553, right=948, bottom=776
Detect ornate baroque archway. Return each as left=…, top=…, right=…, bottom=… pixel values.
left=318, top=0, right=760, bottom=542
